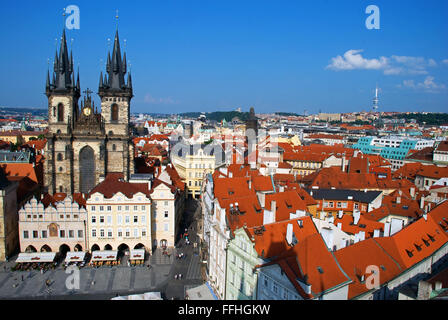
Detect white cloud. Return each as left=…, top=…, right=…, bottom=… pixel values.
left=144, top=93, right=178, bottom=105
left=401, top=76, right=446, bottom=92
left=443, top=59, right=448, bottom=65
left=327, top=50, right=437, bottom=75
left=326, top=50, right=388, bottom=71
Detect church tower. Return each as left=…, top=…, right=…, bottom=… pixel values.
left=46, top=28, right=80, bottom=135
left=44, top=28, right=81, bottom=194
left=98, top=29, right=135, bottom=179
left=98, top=30, right=133, bottom=136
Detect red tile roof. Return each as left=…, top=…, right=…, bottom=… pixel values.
left=334, top=238, right=403, bottom=299
left=436, top=141, right=448, bottom=152
left=220, top=193, right=264, bottom=232
left=373, top=201, right=448, bottom=270
left=265, top=191, right=309, bottom=220
left=88, top=173, right=150, bottom=199
left=252, top=218, right=351, bottom=298
left=0, top=163, right=39, bottom=184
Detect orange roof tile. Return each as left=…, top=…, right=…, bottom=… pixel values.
left=334, top=238, right=403, bottom=299
left=0, top=163, right=38, bottom=184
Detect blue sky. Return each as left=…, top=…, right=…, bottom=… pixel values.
left=0, top=0, right=447, bottom=114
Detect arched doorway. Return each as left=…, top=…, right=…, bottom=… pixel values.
left=134, top=243, right=145, bottom=250
left=91, top=244, right=100, bottom=252
left=74, top=244, right=82, bottom=252
left=160, top=239, right=168, bottom=249
left=25, top=245, right=37, bottom=253
left=59, top=244, right=70, bottom=255
left=40, top=245, right=52, bottom=252
left=104, top=244, right=113, bottom=251
left=79, top=146, right=95, bottom=193
left=117, top=243, right=130, bottom=263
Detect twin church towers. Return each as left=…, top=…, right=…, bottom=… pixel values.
left=44, top=27, right=134, bottom=194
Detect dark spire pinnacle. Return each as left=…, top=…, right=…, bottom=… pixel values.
left=99, top=71, right=103, bottom=88
left=106, top=52, right=111, bottom=73
left=127, top=72, right=132, bottom=90
left=99, top=29, right=132, bottom=97
left=122, top=51, right=127, bottom=74
left=51, top=28, right=78, bottom=93
left=76, top=67, right=80, bottom=90
left=54, top=50, right=59, bottom=71
left=46, top=69, right=51, bottom=90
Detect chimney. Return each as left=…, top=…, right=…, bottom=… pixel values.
left=420, top=197, right=425, bottom=209
left=248, top=179, right=252, bottom=190
left=286, top=223, right=293, bottom=246
left=271, top=200, right=276, bottom=222
left=384, top=222, right=391, bottom=237
left=410, top=187, right=415, bottom=199
left=353, top=211, right=361, bottom=225
left=423, top=213, right=427, bottom=221
left=396, top=196, right=401, bottom=204
left=279, top=185, right=285, bottom=193
left=338, top=210, right=343, bottom=219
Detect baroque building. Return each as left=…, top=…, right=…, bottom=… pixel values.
left=44, top=28, right=134, bottom=194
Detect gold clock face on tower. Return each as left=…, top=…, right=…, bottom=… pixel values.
left=83, top=107, right=92, bottom=117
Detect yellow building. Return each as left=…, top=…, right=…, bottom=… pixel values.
left=0, top=131, right=44, bottom=144
left=278, top=135, right=302, bottom=147
left=171, top=143, right=225, bottom=198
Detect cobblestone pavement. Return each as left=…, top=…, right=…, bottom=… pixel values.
left=0, top=198, right=205, bottom=300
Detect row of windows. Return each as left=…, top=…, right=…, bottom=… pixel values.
left=189, top=181, right=202, bottom=187
left=91, top=205, right=147, bottom=212
left=91, top=228, right=147, bottom=238
left=91, top=214, right=148, bottom=225
left=25, top=214, right=79, bottom=220
left=23, top=230, right=83, bottom=239
left=189, top=163, right=212, bottom=169
left=317, top=201, right=352, bottom=209
left=189, top=171, right=208, bottom=178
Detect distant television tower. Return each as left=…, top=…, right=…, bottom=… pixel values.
left=372, top=85, right=379, bottom=113
left=372, top=85, right=382, bottom=128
